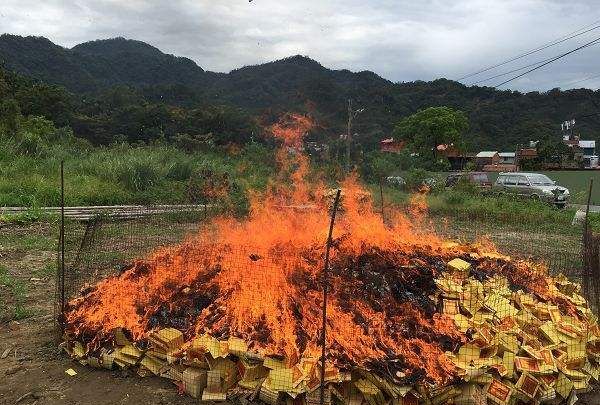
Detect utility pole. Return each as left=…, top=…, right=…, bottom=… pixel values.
left=345, top=99, right=364, bottom=173
left=346, top=99, right=353, bottom=173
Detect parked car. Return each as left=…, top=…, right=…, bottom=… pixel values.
left=386, top=176, right=406, bottom=188
left=386, top=175, right=436, bottom=190
left=493, top=172, right=570, bottom=207
left=445, top=172, right=492, bottom=188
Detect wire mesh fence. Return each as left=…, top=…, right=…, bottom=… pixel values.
left=429, top=212, right=583, bottom=277
left=55, top=200, right=600, bottom=404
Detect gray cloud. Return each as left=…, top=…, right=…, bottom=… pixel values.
left=1, top=0, right=599, bottom=92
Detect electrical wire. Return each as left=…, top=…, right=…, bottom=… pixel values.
left=457, top=19, right=600, bottom=81
left=470, top=56, right=555, bottom=85
left=494, top=36, right=600, bottom=88
left=560, top=73, right=600, bottom=87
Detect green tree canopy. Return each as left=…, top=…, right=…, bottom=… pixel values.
left=392, top=106, right=469, bottom=158
left=537, top=137, right=572, bottom=163
left=0, top=98, right=21, bottom=135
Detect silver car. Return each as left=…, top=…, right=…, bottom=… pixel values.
left=493, top=172, right=570, bottom=208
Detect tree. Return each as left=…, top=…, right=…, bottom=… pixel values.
left=360, top=150, right=413, bottom=182
left=392, top=106, right=469, bottom=159
left=537, top=137, right=571, bottom=164
left=0, top=98, right=21, bottom=135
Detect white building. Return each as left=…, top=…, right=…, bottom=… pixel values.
left=579, top=140, right=598, bottom=168
left=498, top=152, right=516, bottom=165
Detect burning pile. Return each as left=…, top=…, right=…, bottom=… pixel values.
left=62, top=115, right=600, bottom=404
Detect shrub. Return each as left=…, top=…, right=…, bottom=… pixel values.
left=444, top=191, right=467, bottom=205
left=166, top=159, right=195, bottom=181
left=17, top=131, right=46, bottom=156
left=115, top=157, right=162, bottom=192
left=404, top=168, right=441, bottom=191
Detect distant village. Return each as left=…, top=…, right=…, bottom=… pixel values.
left=380, top=119, right=598, bottom=172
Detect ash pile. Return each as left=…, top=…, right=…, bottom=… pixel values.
left=62, top=241, right=600, bottom=405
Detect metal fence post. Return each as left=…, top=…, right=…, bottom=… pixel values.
left=379, top=177, right=384, bottom=223
left=582, top=179, right=593, bottom=304
left=320, top=189, right=342, bottom=405
left=60, top=161, right=66, bottom=331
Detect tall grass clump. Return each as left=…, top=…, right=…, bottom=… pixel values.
left=0, top=117, right=278, bottom=209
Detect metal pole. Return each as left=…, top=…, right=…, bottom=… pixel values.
left=60, top=161, right=66, bottom=320
left=584, top=178, right=593, bottom=246
left=379, top=177, right=384, bottom=222
left=320, top=189, right=342, bottom=405
left=583, top=178, right=593, bottom=300
left=346, top=99, right=352, bottom=173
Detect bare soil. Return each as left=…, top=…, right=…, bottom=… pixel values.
left=1, top=223, right=599, bottom=405
left=0, top=223, right=195, bottom=405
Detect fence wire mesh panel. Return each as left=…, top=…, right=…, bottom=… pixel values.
left=56, top=201, right=600, bottom=404
left=58, top=209, right=211, bottom=304
left=428, top=210, right=584, bottom=278
left=582, top=231, right=600, bottom=314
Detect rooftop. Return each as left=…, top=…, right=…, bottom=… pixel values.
left=476, top=151, right=498, bottom=158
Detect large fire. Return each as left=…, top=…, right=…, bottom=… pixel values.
left=64, top=114, right=585, bottom=390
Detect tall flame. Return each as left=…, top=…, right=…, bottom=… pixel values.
left=65, top=114, right=565, bottom=385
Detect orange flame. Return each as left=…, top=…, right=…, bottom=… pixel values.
left=65, top=114, right=568, bottom=385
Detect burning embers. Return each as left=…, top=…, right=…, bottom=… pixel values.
left=65, top=242, right=465, bottom=382
left=63, top=241, right=600, bottom=404
left=62, top=115, right=600, bottom=404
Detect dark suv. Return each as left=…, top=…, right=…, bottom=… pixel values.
left=445, top=172, right=492, bottom=188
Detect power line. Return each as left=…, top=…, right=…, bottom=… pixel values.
left=494, top=36, right=600, bottom=88
left=457, top=20, right=600, bottom=81
left=560, top=73, right=600, bottom=87
left=469, top=56, right=555, bottom=85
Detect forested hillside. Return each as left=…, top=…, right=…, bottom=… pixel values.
left=1, top=34, right=600, bottom=151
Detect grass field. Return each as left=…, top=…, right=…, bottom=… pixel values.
left=0, top=137, right=275, bottom=209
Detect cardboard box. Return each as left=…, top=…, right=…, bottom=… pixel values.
left=183, top=367, right=207, bottom=398
left=486, top=379, right=512, bottom=405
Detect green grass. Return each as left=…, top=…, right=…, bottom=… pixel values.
left=0, top=137, right=276, bottom=208
left=427, top=192, right=580, bottom=230
left=371, top=183, right=587, bottom=274
left=0, top=265, right=34, bottom=321
left=0, top=207, right=54, bottom=225
left=377, top=184, right=600, bottom=233
left=32, top=262, right=56, bottom=278
left=0, top=233, right=56, bottom=251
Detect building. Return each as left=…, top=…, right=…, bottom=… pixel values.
left=437, top=144, right=474, bottom=170
left=561, top=134, right=598, bottom=168
left=475, top=151, right=499, bottom=170
left=579, top=140, right=598, bottom=168
left=483, top=163, right=517, bottom=172
left=380, top=138, right=405, bottom=153
left=516, top=147, right=537, bottom=164
left=498, top=152, right=516, bottom=165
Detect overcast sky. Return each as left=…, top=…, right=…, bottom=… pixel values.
left=1, top=0, right=599, bottom=92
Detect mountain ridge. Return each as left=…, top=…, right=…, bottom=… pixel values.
left=1, top=34, right=599, bottom=150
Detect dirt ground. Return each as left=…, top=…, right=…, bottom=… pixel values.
left=0, top=318, right=197, bottom=405
left=0, top=223, right=197, bottom=405
left=1, top=222, right=600, bottom=405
